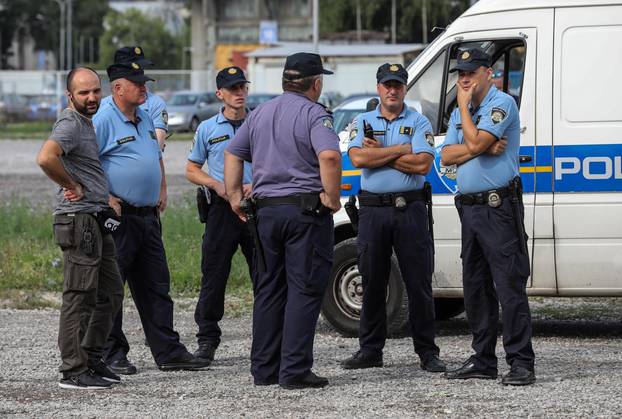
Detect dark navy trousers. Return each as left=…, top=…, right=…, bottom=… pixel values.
left=194, top=200, right=254, bottom=347
left=103, top=212, right=188, bottom=366
left=251, top=205, right=333, bottom=384
left=456, top=197, right=535, bottom=371
left=357, top=200, right=439, bottom=360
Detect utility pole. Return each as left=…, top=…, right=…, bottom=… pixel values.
left=356, top=0, right=362, bottom=42
left=421, top=0, right=428, bottom=44
left=312, top=0, right=319, bottom=53
left=52, top=0, right=65, bottom=70
left=66, top=0, right=72, bottom=69
left=391, top=0, right=396, bottom=44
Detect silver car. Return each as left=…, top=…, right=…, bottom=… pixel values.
left=166, top=91, right=221, bottom=132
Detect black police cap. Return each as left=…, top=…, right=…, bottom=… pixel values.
left=376, top=63, right=408, bottom=85
left=450, top=48, right=492, bottom=73
left=216, top=66, right=250, bottom=89
left=283, top=52, right=333, bottom=79
left=107, top=61, right=155, bottom=83
left=114, top=46, right=153, bottom=67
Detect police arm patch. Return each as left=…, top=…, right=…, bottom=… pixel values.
left=322, top=118, right=333, bottom=129
left=349, top=128, right=358, bottom=140
left=425, top=132, right=435, bottom=147
left=161, top=110, right=168, bottom=125
left=490, top=107, right=507, bottom=124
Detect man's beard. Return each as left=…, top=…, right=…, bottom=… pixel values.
left=70, top=96, right=99, bottom=116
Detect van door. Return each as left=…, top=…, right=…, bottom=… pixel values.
left=406, top=26, right=540, bottom=290
left=553, top=5, right=622, bottom=294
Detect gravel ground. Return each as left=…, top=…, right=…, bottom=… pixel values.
left=1, top=298, right=621, bottom=418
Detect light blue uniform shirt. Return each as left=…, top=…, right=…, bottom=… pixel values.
left=93, top=99, right=162, bottom=207
left=348, top=105, right=435, bottom=193
left=101, top=91, right=168, bottom=131
left=442, top=85, right=520, bottom=194
left=188, top=111, right=252, bottom=184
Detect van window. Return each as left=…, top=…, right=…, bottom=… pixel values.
left=405, top=49, right=447, bottom=130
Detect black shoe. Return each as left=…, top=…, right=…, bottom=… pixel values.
left=254, top=376, right=279, bottom=386
left=88, top=359, right=121, bottom=383
left=59, top=371, right=113, bottom=390
left=501, top=366, right=536, bottom=386
left=107, top=358, right=137, bottom=375
left=158, top=352, right=211, bottom=371
left=194, top=343, right=217, bottom=362
left=341, top=350, right=383, bottom=370
left=421, top=354, right=447, bottom=373
left=444, top=359, right=498, bottom=380
left=280, top=372, right=328, bottom=390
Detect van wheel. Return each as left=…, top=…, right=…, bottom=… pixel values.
left=434, top=298, right=465, bottom=320
left=321, top=238, right=409, bottom=337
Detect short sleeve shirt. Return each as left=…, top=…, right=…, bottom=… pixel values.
left=93, top=99, right=162, bottom=207
left=348, top=105, right=435, bottom=193
left=188, top=111, right=252, bottom=184
left=442, top=85, right=520, bottom=194
left=49, top=108, right=109, bottom=215
left=226, top=92, right=340, bottom=198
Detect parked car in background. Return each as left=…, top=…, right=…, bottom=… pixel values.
left=318, top=91, right=343, bottom=110
left=166, top=91, right=221, bottom=132
left=246, top=93, right=277, bottom=110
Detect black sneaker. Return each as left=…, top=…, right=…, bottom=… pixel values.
left=341, top=350, right=383, bottom=370
left=158, top=352, right=211, bottom=371
left=59, top=371, right=113, bottom=390
left=88, top=359, right=121, bottom=383
left=107, top=358, right=137, bottom=375
left=280, top=372, right=329, bottom=390
left=501, top=366, right=536, bottom=386
left=194, top=343, right=217, bottom=362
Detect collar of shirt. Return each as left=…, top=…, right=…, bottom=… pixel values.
left=283, top=90, right=314, bottom=103
left=373, top=103, right=409, bottom=122
left=469, top=84, right=498, bottom=115
left=215, top=107, right=251, bottom=125
left=108, top=97, right=143, bottom=125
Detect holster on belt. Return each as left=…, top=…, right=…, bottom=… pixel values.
left=95, top=208, right=121, bottom=235
left=240, top=198, right=266, bottom=272
left=300, top=193, right=331, bottom=217
left=509, top=176, right=528, bottom=254
left=196, top=186, right=211, bottom=223
left=344, top=195, right=359, bottom=234
left=423, top=181, right=434, bottom=244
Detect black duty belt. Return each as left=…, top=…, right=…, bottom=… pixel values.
left=121, top=203, right=157, bottom=216
left=358, top=189, right=426, bottom=207
left=255, top=193, right=319, bottom=209
left=456, top=186, right=511, bottom=207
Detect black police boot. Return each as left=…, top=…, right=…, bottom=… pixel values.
left=194, top=342, right=217, bottom=362
left=341, top=350, right=383, bottom=370
left=158, top=352, right=211, bottom=371
left=420, top=354, right=447, bottom=373
left=107, top=358, right=137, bottom=375
left=280, top=371, right=329, bottom=390
left=501, top=366, right=536, bottom=386
left=444, top=358, right=498, bottom=380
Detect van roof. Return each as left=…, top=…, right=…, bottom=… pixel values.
left=464, top=0, right=622, bottom=17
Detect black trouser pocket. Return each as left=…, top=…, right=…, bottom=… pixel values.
left=53, top=216, right=75, bottom=250
left=500, top=238, right=531, bottom=278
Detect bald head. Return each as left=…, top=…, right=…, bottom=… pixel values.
left=66, top=67, right=102, bottom=117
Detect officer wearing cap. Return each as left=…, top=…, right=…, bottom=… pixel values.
left=341, top=63, right=445, bottom=373
left=100, top=47, right=169, bottom=151
left=441, top=48, right=535, bottom=386
left=224, top=52, right=341, bottom=389
left=186, top=66, right=254, bottom=363
left=93, top=49, right=210, bottom=374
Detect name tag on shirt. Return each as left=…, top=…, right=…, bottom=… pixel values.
left=208, top=134, right=230, bottom=145
left=117, top=136, right=136, bottom=145
left=399, top=126, right=413, bottom=136
left=372, top=130, right=385, bottom=136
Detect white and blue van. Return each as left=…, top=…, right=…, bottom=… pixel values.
left=321, top=0, right=622, bottom=336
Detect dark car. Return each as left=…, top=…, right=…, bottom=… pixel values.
left=166, top=91, right=221, bottom=132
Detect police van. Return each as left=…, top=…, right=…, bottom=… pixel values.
left=321, top=0, right=622, bottom=336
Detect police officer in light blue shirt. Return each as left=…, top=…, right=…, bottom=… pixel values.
left=341, top=63, right=445, bottom=373
left=441, top=48, right=535, bottom=386
left=186, top=66, right=254, bottom=363
left=93, top=47, right=209, bottom=375
left=100, top=46, right=169, bottom=151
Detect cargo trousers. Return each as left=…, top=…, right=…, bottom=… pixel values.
left=53, top=212, right=124, bottom=378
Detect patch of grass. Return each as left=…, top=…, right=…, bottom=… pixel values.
left=166, top=131, right=195, bottom=142
left=0, top=200, right=253, bottom=308
left=0, top=121, right=52, bottom=140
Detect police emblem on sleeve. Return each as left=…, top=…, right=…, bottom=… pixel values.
left=349, top=128, right=358, bottom=140
left=228, top=68, right=237, bottom=74
left=425, top=132, right=435, bottom=147
left=389, top=64, right=399, bottom=72
left=491, top=107, right=507, bottom=124
left=322, top=118, right=333, bottom=129
left=162, top=110, right=168, bottom=125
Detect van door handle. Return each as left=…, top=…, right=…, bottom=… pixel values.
left=519, top=155, right=532, bottom=163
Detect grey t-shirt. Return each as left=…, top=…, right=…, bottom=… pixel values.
left=50, top=108, right=109, bottom=215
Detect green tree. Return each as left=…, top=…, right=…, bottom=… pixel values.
left=99, top=8, right=182, bottom=69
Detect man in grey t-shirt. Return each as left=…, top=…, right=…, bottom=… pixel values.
left=37, top=67, right=124, bottom=390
